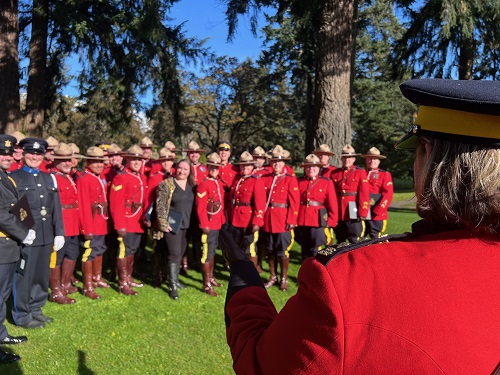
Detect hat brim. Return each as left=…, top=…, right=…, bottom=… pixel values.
left=269, top=157, right=290, bottom=162
left=394, top=132, right=418, bottom=150
left=312, top=151, right=335, bottom=156
left=156, top=157, right=176, bottom=162
left=300, top=162, right=325, bottom=167
left=82, top=156, right=107, bottom=161
left=206, top=162, right=221, bottom=167
left=183, top=149, right=205, bottom=153
left=234, top=161, right=256, bottom=165
left=52, top=155, right=74, bottom=160
left=123, top=153, right=148, bottom=159
left=360, top=154, right=386, bottom=159
left=24, top=149, right=46, bottom=154
left=340, top=153, right=360, bottom=157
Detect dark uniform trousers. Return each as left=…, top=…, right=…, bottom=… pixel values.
left=334, top=220, right=365, bottom=244
left=10, top=167, right=64, bottom=326
left=200, top=230, right=219, bottom=264
left=0, top=262, right=16, bottom=339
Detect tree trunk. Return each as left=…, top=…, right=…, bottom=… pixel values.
left=313, top=0, right=354, bottom=165
left=0, top=0, right=21, bottom=134
left=24, top=0, right=49, bottom=136
left=304, top=72, right=314, bottom=155
left=458, top=32, right=474, bottom=80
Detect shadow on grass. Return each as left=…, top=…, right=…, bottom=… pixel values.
left=78, top=350, right=96, bottom=375
left=389, top=207, right=417, bottom=213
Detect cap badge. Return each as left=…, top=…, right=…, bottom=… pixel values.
left=34, top=142, right=40, bottom=149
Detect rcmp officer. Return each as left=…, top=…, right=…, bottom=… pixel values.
left=296, top=154, right=338, bottom=261
left=312, top=144, right=336, bottom=176
left=360, top=147, right=394, bottom=238
left=330, top=145, right=370, bottom=243
left=221, top=78, right=500, bottom=374
left=67, top=143, right=84, bottom=180
left=195, top=153, right=225, bottom=296
left=10, top=138, right=65, bottom=328
left=109, top=145, right=148, bottom=296
left=49, top=143, right=81, bottom=304
left=40, top=136, right=58, bottom=173
left=76, top=147, right=109, bottom=300
left=183, top=141, right=207, bottom=185
left=217, top=141, right=239, bottom=203
left=0, top=135, right=35, bottom=362
left=259, top=147, right=299, bottom=291
left=139, top=136, right=154, bottom=176
left=227, top=151, right=266, bottom=269
left=251, top=146, right=271, bottom=176
left=7, top=131, right=25, bottom=172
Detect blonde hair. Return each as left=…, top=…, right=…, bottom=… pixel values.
left=416, top=138, right=500, bottom=234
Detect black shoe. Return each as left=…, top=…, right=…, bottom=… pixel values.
left=18, top=319, right=45, bottom=329
left=0, top=335, right=28, bottom=345
left=33, top=314, right=53, bottom=323
left=0, top=349, right=20, bottom=364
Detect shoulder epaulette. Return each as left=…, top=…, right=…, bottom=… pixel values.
left=116, top=169, right=126, bottom=175
left=315, top=233, right=410, bottom=267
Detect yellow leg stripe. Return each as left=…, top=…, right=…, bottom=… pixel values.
left=248, top=231, right=259, bottom=257
left=82, top=239, right=92, bottom=263
left=285, top=230, right=295, bottom=258
left=360, top=220, right=366, bottom=239
left=49, top=250, right=57, bottom=269
left=324, top=227, right=333, bottom=246
left=381, top=219, right=388, bottom=234
left=117, top=236, right=126, bottom=259
left=200, top=233, right=208, bottom=264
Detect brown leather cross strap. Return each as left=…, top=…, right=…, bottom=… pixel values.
left=270, top=202, right=289, bottom=208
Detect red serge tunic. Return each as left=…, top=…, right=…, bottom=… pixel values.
left=109, top=169, right=147, bottom=233
left=225, top=223, right=500, bottom=374
left=229, top=175, right=266, bottom=228
left=196, top=177, right=225, bottom=230
left=53, top=171, right=80, bottom=236
left=366, top=168, right=394, bottom=220
left=330, top=166, right=370, bottom=220
left=76, top=170, right=108, bottom=236
left=191, top=163, right=208, bottom=186
left=297, top=176, right=338, bottom=228
left=261, top=173, right=300, bottom=233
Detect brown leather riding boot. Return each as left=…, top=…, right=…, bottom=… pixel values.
left=49, top=266, right=76, bottom=304
left=180, top=255, right=189, bottom=276
left=279, top=257, right=289, bottom=292
left=209, top=257, right=222, bottom=287
left=202, top=263, right=219, bottom=297
left=82, top=261, right=101, bottom=300
left=117, top=257, right=137, bottom=296
left=93, top=255, right=110, bottom=288
left=61, top=259, right=78, bottom=294
left=127, top=255, right=143, bottom=288
left=264, top=256, right=277, bottom=288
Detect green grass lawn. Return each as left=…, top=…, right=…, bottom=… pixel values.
left=2, top=192, right=418, bottom=374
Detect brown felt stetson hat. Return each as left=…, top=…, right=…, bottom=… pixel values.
left=10, top=131, right=25, bottom=145
left=52, top=143, right=74, bottom=160
left=182, top=140, right=205, bottom=153
left=205, top=152, right=222, bottom=167
left=156, top=147, right=176, bottom=161
left=45, top=136, right=59, bottom=150
left=312, top=144, right=335, bottom=156
left=124, top=145, right=147, bottom=159
left=360, top=147, right=386, bottom=159
left=107, top=143, right=125, bottom=156
left=234, top=151, right=256, bottom=165
left=300, top=154, right=325, bottom=167
left=269, top=145, right=291, bottom=161
left=252, top=146, right=266, bottom=157
left=340, top=144, right=360, bottom=157
left=83, top=146, right=106, bottom=160
left=68, top=143, right=84, bottom=159
left=164, top=141, right=177, bottom=152
left=139, top=136, right=154, bottom=148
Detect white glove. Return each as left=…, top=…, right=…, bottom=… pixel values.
left=22, top=229, right=36, bottom=245
left=54, top=236, right=65, bottom=251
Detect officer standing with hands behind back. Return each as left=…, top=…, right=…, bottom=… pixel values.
left=10, top=138, right=65, bottom=329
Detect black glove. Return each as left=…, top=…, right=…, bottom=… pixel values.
left=219, top=223, right=250, bottom=265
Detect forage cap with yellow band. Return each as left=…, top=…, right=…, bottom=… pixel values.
left=396, top=79, right=500, bottom=150
left=217, top=141, right=231, bottom=151
left=0, top=134, right=17, bottom=155
left=206, top=152, right=222, bottom=167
